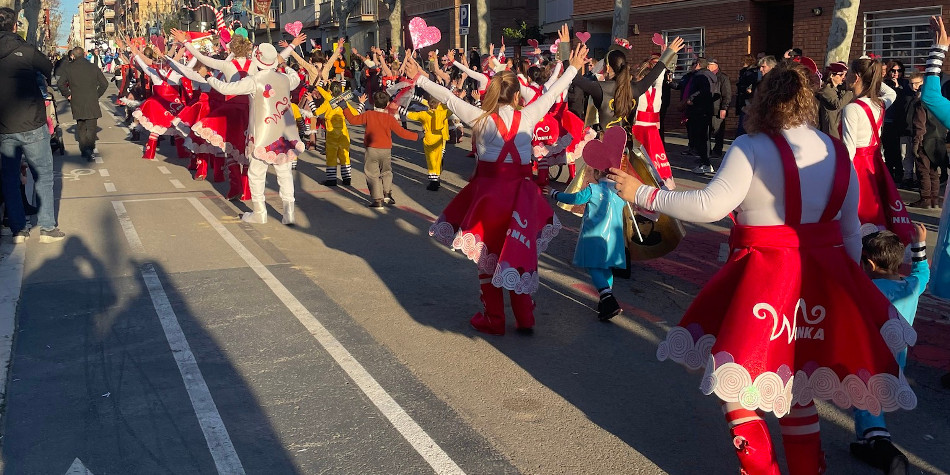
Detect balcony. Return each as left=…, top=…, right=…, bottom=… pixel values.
left=318, top=0, right=376, bottom=27
left=358, top=0, right=376, bottom=20
left=105, top=23, right=116, bottom=33
left=84, top=3, right=96, bottom=12
left=104, top=10, right=115, bottom=18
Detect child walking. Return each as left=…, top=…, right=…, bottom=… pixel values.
left=406, top=96, right=453, bottom=190
left=851, top=223, right=930, bottom=472
left=545, top=166, right=627, bottom=320
left=343, top=91, right=420, bottom=208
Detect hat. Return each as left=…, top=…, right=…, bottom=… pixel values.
left=827, top=61, right=848, bottom=74
left=798, top=56, right=818, bottom=76
left=254, top=43, right=279, bottom=70
left=707, top=58, right=718, bottom=65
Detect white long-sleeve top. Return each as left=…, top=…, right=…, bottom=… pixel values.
left=518, top=64, right=561, bottom=105
left=135, top=55, right=193, bottom=86
left=634, top=71, right=665, bottom=127
left=840, top=82, right=897, bottom=158
left=416, top=65, right=579, bottom=165
left=184, top=41, right=294, bottom=81
left=452, top=60, right=488, bottom=92
left=634, top=125, right=863, bottom=262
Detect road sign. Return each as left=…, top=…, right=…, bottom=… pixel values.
left=460, top=3, right=470, bottom=29
left=459, top=27, right=469, bottom=36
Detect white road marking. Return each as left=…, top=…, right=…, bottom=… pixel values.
left=157, top=166, right=172, bottom=175
left=99, top=100, right=119, bottom=127
left=94, top=157, right=103, bottom=164
left=104, top=182, right=116, bottom=192
left=64, top=457, right=93, bottom=474
left=169, top=179, right=186, bottom=189
left=0, top=242, right=26, bottom=404
left=111, top=201, right=246, bottom=475
left=186, top=196, right=465, bottom=475
left=99, top=169, right=110, bottom=177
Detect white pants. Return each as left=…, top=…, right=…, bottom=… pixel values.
left=247, top=158, right=294, bottom=204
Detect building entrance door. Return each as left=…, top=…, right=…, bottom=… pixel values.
left=758, top=0, right=794, bottom=57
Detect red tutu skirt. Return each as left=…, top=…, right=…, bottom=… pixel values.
left=191, top=93, right=249, bottom=165
left=132, top=84, right=183, bottom=135
left=657, top=222, right=917, bottom=417
left=428, top=161, right=561, bottom=294
left=853, top=145, right=915, bottom=244
left=632, top=123, right=674, bottom=188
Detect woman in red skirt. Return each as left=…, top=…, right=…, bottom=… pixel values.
left=609, top=62, right=917, bottom=474
left=406, top=27, right=588, bottom=335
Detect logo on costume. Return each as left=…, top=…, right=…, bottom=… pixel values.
left=505, top=211, right=532, bottom=250
left=752, top=298, right=827, bottom=344
left=533, top=125, right=554, bottom=143
left=654, top=152, right=671, bottom=171
left=890, top=199, right=905, bottom=212
left=264, top=96, right=291, bottom=126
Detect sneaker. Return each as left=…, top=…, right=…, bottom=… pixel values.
left=383, top=192, right=396, bottom=205
left=12, top=229, right=29, bottom=243
left=850, top=438, right=909, bottom=473
left=691, top=164, right=715, bottom=175
left=322, top=179, right=338, bottom=187
left=368, top=200, right=385, bottom=209
left=597, top=293, right=622, bottom=321
left=341, top=178, right=351, bottom=186
left=39, top=228, right=65, bottom=243
left=907, top=199, right=932, bottom=209
left=426, top=181, right=440, bottom=191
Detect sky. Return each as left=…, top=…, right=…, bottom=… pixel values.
left=57, top=0, right=82, bottom=45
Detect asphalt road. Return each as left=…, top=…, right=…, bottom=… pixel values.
left=0, top=86, right=947, bottom=474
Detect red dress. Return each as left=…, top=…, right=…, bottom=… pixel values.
left=190, top=61, right=252, bottom=165
left=656, top=133, right=917, bottom=417
left=428, top=111, right=561, bottom=294
left=132, top=69, right=183, bottom=135
left=850, top=101, right=915, bottom=244
left=632, top=87, right=675, bottom=188
left=175, top=79, right=214, bottom=153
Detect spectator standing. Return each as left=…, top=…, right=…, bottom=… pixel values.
left=734, top=54, right=758, bottom=137
left=752, top=55, right=777, bottom=98
left=659, top=69, right=673, bottom=142
left=0, top=7, right=64, bottom=243
left=707, top=58, right=732, bottom=158
left=882, top=60, right=913, bottom=182
left=908, top=72, right=947, bottom=208
left=817, top=61, right=854, bottom=139
left=684, top=58, right=716, bottom=174
left=57, top=46, right=108, bottom=161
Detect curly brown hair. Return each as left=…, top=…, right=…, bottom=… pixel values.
left=229, top=35, right=252, bottom=58
left=744, top=61, right=818, bottom=135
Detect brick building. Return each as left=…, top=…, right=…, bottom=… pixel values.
left=573, top=0, right=947, bottom=134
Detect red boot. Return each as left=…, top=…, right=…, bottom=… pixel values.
left=142, top=138, right=157, bottom=160
left=225, top=163, right=243, bottom=200
left=212, top=155, right=225, bottom=182
left=194, top=154, right=208, bottom=180
left=187, top=154, right=198, bottom=170
left=568, top=162, right=576, bottom=180
left=731, top=420, right=781, bottom=475
left=509, top=291, right=535, bottom=331
left=240, top=166, right=251, bottom=201
left=471, top=278, right=505, bottom=335
left=782, top=432, right=826, bottom=474
left=174, top=136, right=188, bottom=158
left=536, top=166, right=549, bottom=187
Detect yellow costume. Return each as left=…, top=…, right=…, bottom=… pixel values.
left=407, top=103, right=452, bottom=189
left=314, top=86, right=359, bottom=184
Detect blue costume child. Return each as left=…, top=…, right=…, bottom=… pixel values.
left=549, top=175, right=627, bottom=320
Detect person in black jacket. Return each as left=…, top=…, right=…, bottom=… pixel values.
left=734, top=54, right=758, bottom=137
left=57, top=47, right=108, bottom=161
left=683, top=58, right=716, bottom=174
left=707, top=58, right=732, bottom=158
left=0, top=7, right=64, bottom=243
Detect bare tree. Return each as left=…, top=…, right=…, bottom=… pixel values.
left=382, top=0, right=400, bottom=51
left=475, top=0, right=488, bottom=52
left=825, top=0, right=860, bottom=65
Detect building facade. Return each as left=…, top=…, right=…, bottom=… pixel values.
left=403, top=0, right=539, bottom=53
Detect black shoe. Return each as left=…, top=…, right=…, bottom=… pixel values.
left=342, top=178, right=351, bottom=186
left=907, top=199, right=932, bottom=209
left=322, top=179, right=338, bottom=187
left=368, top=200, right=384, bottom=209
left=426, top=181, right=440, bottom=191
left=850, top=438, right=909, bottom=474
left=597, top=293, right=622, bottom=321
left=384, top=192, right=396, bottom=205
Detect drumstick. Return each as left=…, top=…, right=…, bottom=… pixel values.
left=626, top=202, right=645, bottom=243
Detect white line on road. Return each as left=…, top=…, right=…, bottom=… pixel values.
left=169, top=179, right=185, bottom=189
left=157, top=166, right=172, bottom=175
left=0, top=242, right=26, bottom=404
left=94, top=157, right=103, bottom=164
left=99, top=169, right=110, bottom=177
left=186, top=197, right=465, bottom=475
left=111, top=201, right=246, bottom=475
left=104, top=182, right=116, bottom=192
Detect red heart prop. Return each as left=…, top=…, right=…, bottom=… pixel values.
left=408, top=17, right=441, bottom=50
left=549, top=39, right=560, bottom=54
left=652, top=33, right=664, bottom=46
left=284, top=21, right=302, bottom=37
left=527, top=39, right=539, bottom=48
left=581, top=127, right=626, bottom=171
left=575, top=31, right=591, bottom=44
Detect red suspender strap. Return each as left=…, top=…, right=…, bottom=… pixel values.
left=768, top=132, right=803, bottom=226
left=645, top=87, right=657, bottom=113
left=820, top=138, right=852, bottom=222
left=855, top=100, right=883, bottom=147
left=490, top=111, right=522, bottom=162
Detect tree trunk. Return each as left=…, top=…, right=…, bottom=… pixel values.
left=611, top=0, right=629, bottom=43
left=475, top=0, right=489, bottom=52
left=385, top=0, right=401, bottom=51
left=825, top=0, right=861, bottom=65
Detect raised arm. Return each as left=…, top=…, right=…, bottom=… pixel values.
left=921, top=23, right=950, bottom=127
left=321, top=45, right=344, bottom=84
left=453, top=60, right=488, bottom=90
left=134, top=54, right=166, bottom=84
left=543, top=61, right=563, bottom=91
left=631, top=44, right=682, bottom=98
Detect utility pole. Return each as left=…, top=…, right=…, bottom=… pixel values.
left=611, top=0, right=629, bottom=43
left=475, top=0, right=487, bottom=52
left=825, top=0, right=861, bottom=65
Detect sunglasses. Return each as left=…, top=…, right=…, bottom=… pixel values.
left=890, top=68, right=902, bottom=72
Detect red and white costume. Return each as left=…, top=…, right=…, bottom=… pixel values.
left=632, top=73, right=675, bottom=188
left=417, top=65, right=580, bottom=333
left=132, top=56, right=189, bottom=136
left=841, top=88, right=915, bottom=244
left=633, top=126, right=916, bottom=416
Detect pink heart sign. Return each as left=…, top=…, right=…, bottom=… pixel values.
left=549, top=39, right=560, bottom=54
left=582, top=127, right=626, bottom=171
left=527, top=39, right=539, bottom=48
left=409, top=17, right=441, bottom=50
left=652, top=33, right=664, bottom=46
left=284, top=21, right=302, bottom=37
left=575, top=31, right=591, bottom=44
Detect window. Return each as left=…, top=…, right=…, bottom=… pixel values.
left=864, top=6, right=942, bottom=73
left=663, top=27, right=704, bottom=79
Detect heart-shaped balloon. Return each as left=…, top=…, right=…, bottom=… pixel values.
left=527, top=39, right=539, bottom=48
left=218, top=27, right=232, bottom=44
left=408, top=17, right=441, bottom=50
left=284, top=21, right=302, bottom=37
left=575, top=31, right=591, bottom=44
left=549, top=39, right=560, bottom=54
left=652, top=33, right=664, bottom=46
left=582, top=127, right=626, bottom=171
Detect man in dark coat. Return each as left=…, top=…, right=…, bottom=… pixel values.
left=707, top=58, right=732, bottom=158
left=57, top=47, right=108, bottom=161
left=684, top=58, right=716, bottom=174
left=0, top=7, right=64, bottom=243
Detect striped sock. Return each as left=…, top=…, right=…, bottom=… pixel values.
left=926, top=45, right=948, bottom=75
left=341, top=165, right=352, bottom=180
left=326, top=166, right=337, bottom=180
